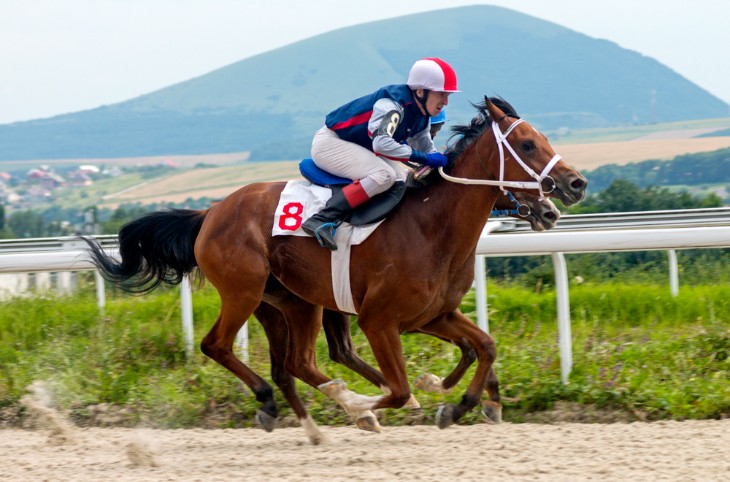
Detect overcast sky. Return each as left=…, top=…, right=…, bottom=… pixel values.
left=1, top=0, right=728, bottom=125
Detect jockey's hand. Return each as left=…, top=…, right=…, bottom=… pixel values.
left=406, top=169, right=429, bottom=189
left=423, top=152, right=448, bottom=169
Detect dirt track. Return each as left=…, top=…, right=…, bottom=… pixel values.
left=2, top=419, right=728, bottom=481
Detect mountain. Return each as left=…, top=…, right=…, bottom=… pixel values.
left=1, top=5, right=727, bottom=162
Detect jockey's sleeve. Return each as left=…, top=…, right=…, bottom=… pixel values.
left=407, top=127, right=438, bottom=155
left=369, top=98, right=415, bottom=163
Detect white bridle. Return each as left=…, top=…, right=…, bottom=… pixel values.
left=436, top=119, right=562, bottom=200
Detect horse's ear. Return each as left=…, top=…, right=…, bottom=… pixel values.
left=484, top=95, right=503, bottom=121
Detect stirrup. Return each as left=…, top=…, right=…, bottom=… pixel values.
left=312, top=222, right=339, bottom=250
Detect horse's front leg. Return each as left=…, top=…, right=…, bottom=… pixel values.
left=278, top=302, right=383, bottom=432
left=418, top=310, right=500, bottom=428
left=357, top=320, right=413, bottom=410
left=322, top=309, right=420, bottom=409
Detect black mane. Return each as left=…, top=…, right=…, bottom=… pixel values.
left=445, top=97, right=520, bottom=164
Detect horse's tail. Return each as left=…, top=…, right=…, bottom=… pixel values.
left=82, top=208, right=207, bottom=293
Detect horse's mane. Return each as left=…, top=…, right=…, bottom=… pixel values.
left=412, top=96, right=519, bottom=187
left=445, top=96, right=520, bottom=164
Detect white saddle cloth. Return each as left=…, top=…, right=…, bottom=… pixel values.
left=272, top=180, right=383, bottom=313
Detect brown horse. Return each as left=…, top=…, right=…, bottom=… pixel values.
left=252, top=189, right=561, bottom=435
left=84, top=97, right=586, bottom=444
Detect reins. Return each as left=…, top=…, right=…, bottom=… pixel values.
left=437, top=118, right=562, bottom=200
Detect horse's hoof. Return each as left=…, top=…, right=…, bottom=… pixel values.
left=481, top=401, right=502, bottom=424
left=403, top=394, right=421, bottom=409
left=435, top=404, right=455, bottom=430
left=308, top=432, right=326, bottom=446
left=255, top=410, right=277, bottom=432
left=414, top=373, right=451, bottom=394
left=414, top=373, right=438, bottom=391
left=300, top=415, right=326, bottom=445
left=355, top=414, right=382, bottom=433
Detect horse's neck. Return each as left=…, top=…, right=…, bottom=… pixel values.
left=404, top=141, right=500, bottom=250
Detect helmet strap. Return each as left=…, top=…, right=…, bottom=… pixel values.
left=414, top=89, right=430, bottom=116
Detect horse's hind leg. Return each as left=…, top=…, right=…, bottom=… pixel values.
left=482, top=366, right=502, bottom=423
left=418, top=310, right=500, bottom=428
left=255, top=302, right=325, bottom=445
left=200, top=292, right=279, bottom=431
left=412, top=331, right=500, bottom=421
left=413, top=332, right=476, bottom=395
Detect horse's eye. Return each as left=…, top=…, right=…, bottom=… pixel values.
left=521, top=140, right=536, bottom=152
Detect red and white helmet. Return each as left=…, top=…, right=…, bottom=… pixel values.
left=407, top=58, right=460, bottom=93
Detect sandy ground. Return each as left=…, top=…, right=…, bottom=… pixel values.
left=2, top=418, right=729, bottom=481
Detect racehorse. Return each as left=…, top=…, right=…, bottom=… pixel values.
left=252, top=189, right=561, bottom=436
left=84, top=96, right=586, bottom=444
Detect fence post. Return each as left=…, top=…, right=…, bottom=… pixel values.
left=474, top=255, right=488, bottom=333
left=551, top=252, right=572, bottom=384
left=181, top=274, right=194, bottom=356
left=668, top=249, right=679, bottom=297
left=475, top=221, right=504, bottom=332
left=94, top=271, right=106, bottom=313
left=236, top=323, right=249, bottom=364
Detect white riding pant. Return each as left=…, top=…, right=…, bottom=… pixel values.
left=311, top=126, right=408, bottom=197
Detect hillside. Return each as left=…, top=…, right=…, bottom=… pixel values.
left=0, top=5, right=727, bottom=162
left=92, top=135, right=730, bottom=208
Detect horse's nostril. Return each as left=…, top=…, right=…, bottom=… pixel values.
left=571, top=177, right=587, bottom=191
left=544, top=212, right=557, bottom=221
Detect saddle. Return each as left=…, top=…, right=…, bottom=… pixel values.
left=299, top=158, right=407, bottom=226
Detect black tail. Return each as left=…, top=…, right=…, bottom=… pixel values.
left=82, top=209, right=207, bottom=293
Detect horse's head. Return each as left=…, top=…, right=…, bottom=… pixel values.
left=446, top=97, right=587, bottom=206
left=493, top=189, right=560, bottom=231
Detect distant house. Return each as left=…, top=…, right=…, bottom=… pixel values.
left=5, top=192, right=22, bottom=204
left=27, top=166, right=66, bottom=189
left=78, top=164, right=100, bottom=174
left=40, top=173, right=66, bottom=190
left=68, top=171, right=93, bottom=186
left=27, top=168, right=47, bottom=179
left=102, top=166, right=123, bottom=177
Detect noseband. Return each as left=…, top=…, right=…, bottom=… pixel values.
left=437, top=118, right=562, bottom=200
left=491, top=190, right=530, bottom=218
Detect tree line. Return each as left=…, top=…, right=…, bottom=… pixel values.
left=2, top=176, right=728, bottom=287
left=1, top=177, right=722, bottom=240
left=583, top=147, right=730, bottom=192
left=489, top=179, right=725, bottom=285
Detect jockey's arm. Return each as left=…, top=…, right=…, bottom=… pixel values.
left=407, top=128, right=438, bottom=155
left=369, top=99, right=436, bottom=163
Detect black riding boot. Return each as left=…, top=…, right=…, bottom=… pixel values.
left=301, top=188, right=353, bottom=250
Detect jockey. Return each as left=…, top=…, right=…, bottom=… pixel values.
left=429, top=109, right=447, bottom=139
left=302, top=57, right=460, bottom=250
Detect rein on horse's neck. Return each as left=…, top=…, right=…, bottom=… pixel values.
left=410, top=127, right=503, bottom=241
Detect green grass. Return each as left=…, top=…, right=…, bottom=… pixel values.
left=1, top=279, right=728, bottom=428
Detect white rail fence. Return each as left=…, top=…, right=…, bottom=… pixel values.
left=2, top=208, right=730, bottom=382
